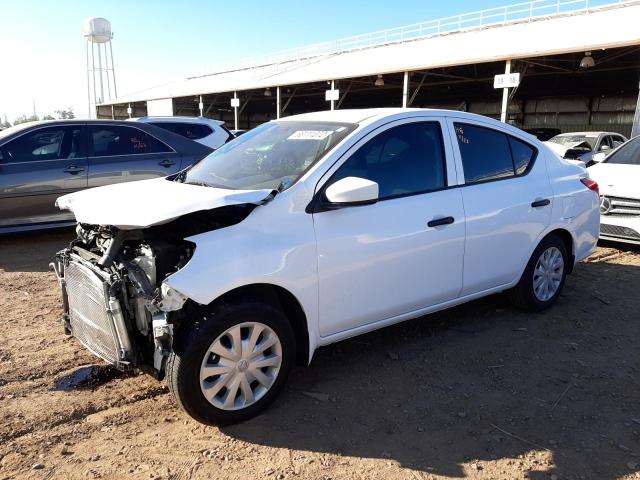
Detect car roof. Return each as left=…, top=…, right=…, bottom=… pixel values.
left=555, top=131, right=621, bottom=137
left=132, top=116, right=224, bottom=126
left=275, top=108, right=534, bottom=140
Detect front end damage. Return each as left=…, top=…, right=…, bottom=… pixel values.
left=52, top=203, right=258, bottom=377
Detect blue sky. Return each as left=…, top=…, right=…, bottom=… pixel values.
left=0, top=0, right=512, bottom=121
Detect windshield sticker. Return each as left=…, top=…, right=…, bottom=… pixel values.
left=288, top=130, right=333, bottom=140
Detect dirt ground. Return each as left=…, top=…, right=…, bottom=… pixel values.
left=1, top=229, right=639, bottom=480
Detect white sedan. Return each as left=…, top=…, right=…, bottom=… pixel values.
left=53, top=108, right=600, bottom=425
left=588, top=135, right=640, bottom=244
left=130, top=116, right=233, bottom=150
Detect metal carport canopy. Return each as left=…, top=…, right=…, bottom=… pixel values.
left=99, top=1, right=640, bottom=106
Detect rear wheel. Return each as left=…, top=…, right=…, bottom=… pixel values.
left=166, top=301, right=295, bottom=425
left=509, top=234, right=568, bottom=311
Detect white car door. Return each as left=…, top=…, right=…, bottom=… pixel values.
left=446, top=118, right=553, bottom=296
left=312, top=118, right=465, bottom=337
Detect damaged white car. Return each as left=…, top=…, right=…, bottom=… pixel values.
left=53, top=109, right=600, bottom=425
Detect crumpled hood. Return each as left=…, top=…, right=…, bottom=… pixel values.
left=588, top=163, right=640, bottom=199
left=56, top=177, right=273, bottom=230
left=544, top=140, right=591, bottom=157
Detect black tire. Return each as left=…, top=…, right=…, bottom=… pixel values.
left=166, top=300, right=295, bottom=426
left=508, top=234, right=568, bottom=312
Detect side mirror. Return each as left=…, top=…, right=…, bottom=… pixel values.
left=325, top=177, right=379, bottom=207
left=592, top=152, right=607, bottom=163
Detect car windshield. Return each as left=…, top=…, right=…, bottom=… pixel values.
left=548, top=134, right=597, bottom=150
left=183, top=121, right=356, bottom=191
left=604, top=136, right=640, bottom=165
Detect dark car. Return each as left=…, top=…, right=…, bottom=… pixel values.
left=0, top=120, right=212, bottom=233
left=523, top=127, right=561, bottom=142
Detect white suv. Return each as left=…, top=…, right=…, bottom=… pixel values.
left=130, top=116, right=233, bottom=150
left=53, top=109, right=600, bottom=425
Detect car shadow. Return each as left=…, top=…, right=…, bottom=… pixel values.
left=223, top=259, right=640, bottom=479
left=0, top=227, right=74, bottom=273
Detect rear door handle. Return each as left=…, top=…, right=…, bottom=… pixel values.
left=531, top=198, right=551, bottom=208
left=63, top=165, right=85, bottom=174
left=159, top=159, right=176, bottom=167
left=427, top=216, right=455, bottom=227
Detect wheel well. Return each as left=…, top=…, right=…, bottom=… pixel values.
left=546, top=229, right=575, bottom=273
left=208, top=284, right=310, bottom=365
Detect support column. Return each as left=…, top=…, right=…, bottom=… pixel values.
left=111, top=104, right=114, bottom=120
left=199, top=95, right=204, bottom=117
left=632, top=80, right=640, bottom=138
left=233, top=91, right=239, bottom=131
left=402, top=71, right=409, bottom=108
left=330, top=80, right=335, bottom=111
left=276, top=86, right=281, bottom=119
left=500, top=59, right=511, bottom=123
left=127, top=103, right=132, bottom=118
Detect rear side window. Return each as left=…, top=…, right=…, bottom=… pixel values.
left=605, top=138, right=640, bottom=165
left=150, top=122, right=212, bottom=140
left=509, top=137, right=535, bottom=174
left=454, top=123, right=536, bottom=184
left=330, top=122, right=446, bottom=200
left=0, top=126, right=83, bottom=163
left=90, top=126, right=172, bottom=157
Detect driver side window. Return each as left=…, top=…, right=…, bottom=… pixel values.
left=1, top=127, right=83, bottom=164
left=330, top=122, right=446, bottom=200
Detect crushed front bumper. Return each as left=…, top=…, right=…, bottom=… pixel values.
left=53, top=248, right=135, bottom=371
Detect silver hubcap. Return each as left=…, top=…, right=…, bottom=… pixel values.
left=533, top=246, right=564, bottom=302
left=199, top=322, right=282, bottom=411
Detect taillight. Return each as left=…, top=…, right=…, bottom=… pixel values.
left=580, top=178, right=599, bottom=196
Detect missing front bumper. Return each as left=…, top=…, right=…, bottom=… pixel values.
left=54, top=249, right=134, bottom=371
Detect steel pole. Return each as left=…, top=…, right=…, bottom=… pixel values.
left=91, top=42, right=97, bottom=114
left=85, top=40, right=91, bottom=119
left=234, top=92, right=239, bottom=131
left=109, top=41, right=118, bottom=98
left=330, top=80, right=335, bottom=111
left=402, top=71, right=409, bottom=108
left=500, top=59, right=511, bottom=123
left=97, top=42, right=104, bottom=104
left=276, top=87, right=281, bottom=119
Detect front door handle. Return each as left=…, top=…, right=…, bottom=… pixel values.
left=63, top=165, right=85, bottom=174
left=531, top=198, right=551, bottom=208
left=427, top=216, right=455, bottom=227
left=159, top=159, right=176, bottom=167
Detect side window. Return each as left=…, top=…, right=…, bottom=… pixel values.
left=599, top=136, right=612, bottom=151
left=90, top=126, right=172, bottom=157
left=454, top=123, right=536, bottom=184
left=508, top=137, right=535, bottom=174
left=0, top=126, right=83, bottom=164
left=606, top=139, right=640, bottom=165
left=329, top=122, right=447, bottom=200
left=612, top=136, right=625, bottom=148
left=150, top=122, right=212, bottom=140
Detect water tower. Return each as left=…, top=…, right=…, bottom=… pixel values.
left=83, top=17, right=117, bottom=118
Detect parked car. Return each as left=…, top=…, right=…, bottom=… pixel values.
left=52, top=108, right=600, bottom=425
left=230, top=129, right=247, bottom=137
left=588, top=135, right=640, bottom=244
left=131, top=116, right=233, bottom=150
left=546, top=131, right=627, bottom=165
left=524, top=127, right=561, bottom=142
left=0, top=120, right=212, bottom=233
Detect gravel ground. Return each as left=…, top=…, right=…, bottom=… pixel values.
left=0, top=229, right=639, bottom=480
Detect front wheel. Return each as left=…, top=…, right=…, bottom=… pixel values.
left=166, top=301, right=295, bottom=425
left=509, top=234, right=568, bottom=312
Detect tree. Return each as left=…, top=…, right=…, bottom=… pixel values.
left=1, top=114, right=10, bottom=129
left=55, top=108, right=75, bottom=120
left=13, top=114, right=39, bottom=125
left=42, top=114, right=55, bottom=120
